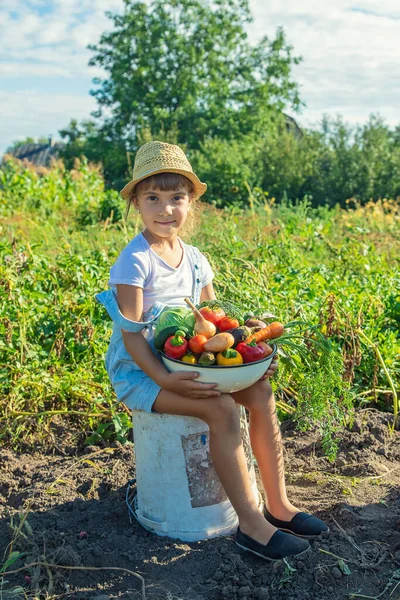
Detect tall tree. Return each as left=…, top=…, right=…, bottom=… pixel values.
left=87, top=0, right=301, bottom=152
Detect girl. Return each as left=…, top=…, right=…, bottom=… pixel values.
left=96, top=141, right=328, bottom=562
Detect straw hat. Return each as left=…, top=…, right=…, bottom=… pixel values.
left=120, top=141, right=207, bottom=200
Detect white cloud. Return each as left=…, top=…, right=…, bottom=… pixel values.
left=0, top=0, right=399, bottom=155
left=248, top=0, right=400, bottom=128
left=0, top=90, right=97, bottom=154
left=0, top=0, right=120, bottom=67
left=0, top=62, right=73, bottom=77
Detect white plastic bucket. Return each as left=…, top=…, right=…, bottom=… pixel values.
left=131, top=408, right=261, bottom=542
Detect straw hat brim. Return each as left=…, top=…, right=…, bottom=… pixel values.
left=120, top=168, right=207, bottom=200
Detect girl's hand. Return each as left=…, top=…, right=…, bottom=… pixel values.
left=259, top=357, right=278, bottom=381
left=162, top=371, right=221, bottom=398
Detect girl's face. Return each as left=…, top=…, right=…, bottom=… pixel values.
left=134, top=186, right=192, bottom=240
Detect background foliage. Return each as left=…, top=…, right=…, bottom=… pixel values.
left=58, top=0, right=301, bottom=192
left=6, top=0, right=400, bottom=207
left=50, top=0, right=400, bottom=207
left=1, top=159, right=399, bottom=458
left=1, top=0, right=399, bottom=459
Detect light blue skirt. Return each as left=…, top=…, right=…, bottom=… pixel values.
left=113, top=363, right=162, bottom=413
left=95, top=290, right=166, bottom=413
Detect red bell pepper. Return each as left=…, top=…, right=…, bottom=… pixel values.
left=235, top=340, right=269, bottom=363
left=164, top=330, right=189, bottom=359
left=218, top=316, right=240, bottom=331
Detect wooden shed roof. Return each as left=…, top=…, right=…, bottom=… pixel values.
left=5, top=141, right=64, bottom=167
left=283, top=113, right=303, bottom=138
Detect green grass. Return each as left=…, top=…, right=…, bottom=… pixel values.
left=1, top=158, right=399, bottom=456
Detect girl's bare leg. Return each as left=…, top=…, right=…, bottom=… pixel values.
left=153, top=390, right=278, bottom=544
left=232, top=380, right=301, bottom=521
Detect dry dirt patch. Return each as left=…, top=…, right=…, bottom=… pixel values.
left=1, top=410, right=399, bottom=600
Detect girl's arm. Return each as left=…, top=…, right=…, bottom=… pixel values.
left=116, top=284, right=143, bottom=321
left=116, top=284, right=169, bottom=385
left=116, top=284, right=219, bottom=398
left=200, top=282, right=217, bottom=303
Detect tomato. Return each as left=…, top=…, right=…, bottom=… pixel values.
left=199, top=306, right=225, bottom=325
left=218, top=316, right=240, bottom=331
left=188, top=334, right=208, bottom=354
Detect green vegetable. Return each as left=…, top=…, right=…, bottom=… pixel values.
left=198, top=351, right=216, bottom=365
left=154, top=307, right=195, bottom=350
left=197, top=300, right=244, bottom=326
left=243, top=312, right=255, bottom=322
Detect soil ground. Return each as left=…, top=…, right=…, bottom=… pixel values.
left=1, top=409, right=399, bottom=600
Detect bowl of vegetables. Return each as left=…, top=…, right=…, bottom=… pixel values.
left=156, top=298, right=283, bottom=394
left=160, top=344, right=278, bottom=393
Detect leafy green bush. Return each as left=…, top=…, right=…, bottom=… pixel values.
left=0, top=156, right=104, bottom=218
left=189, top=136, right=260, bottom=207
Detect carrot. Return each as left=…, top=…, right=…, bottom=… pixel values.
left=244, top=321, right=285, bottom=344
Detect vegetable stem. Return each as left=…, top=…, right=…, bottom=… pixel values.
left=184, top=296, right=202, bottom=318
left=275, top=400, right=296, bottom=415
left=356, top=328, right=398, bottom=431
left=0, top=409, right=112, bottom=420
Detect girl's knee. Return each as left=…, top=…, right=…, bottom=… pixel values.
left=247, top=380, right=275, bottom=411
left=203, top=394, right=239, bottom=432
left=255, top=379, right=273, bottom=394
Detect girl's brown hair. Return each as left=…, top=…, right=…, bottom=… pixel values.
left=125, top=172, right=199, bottom=238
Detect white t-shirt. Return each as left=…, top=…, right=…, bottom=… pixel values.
left=108, top=232, right=214, bottom=312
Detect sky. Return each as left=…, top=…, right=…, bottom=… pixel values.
left=1, top=0, right=399, bottom=156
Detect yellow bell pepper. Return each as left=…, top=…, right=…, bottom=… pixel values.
left=181, top=354, right=197, bottom=364
left=216, top=348, right=243, bottom=366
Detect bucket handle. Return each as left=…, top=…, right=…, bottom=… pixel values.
left=135, top=511, right=169, bottom=532
left=125, top=478, right=169, bottom=532
left=126, top=478, right=139, bottom=523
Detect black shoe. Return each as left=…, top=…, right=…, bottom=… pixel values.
left=263, top=506, right=329, bottom=539
left=235, top=527, right=311, bottom=562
